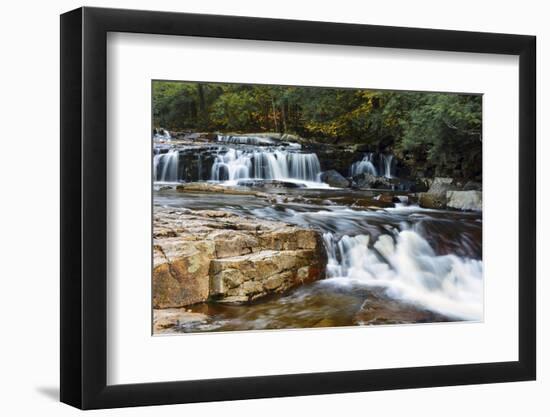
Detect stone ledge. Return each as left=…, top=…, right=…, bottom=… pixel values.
left=153, top=208, right=326, bottom=308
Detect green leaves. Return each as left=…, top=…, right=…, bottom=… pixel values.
left=152, top=81, right=482, bottom=178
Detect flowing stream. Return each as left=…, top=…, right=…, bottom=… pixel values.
left=153, top=134, right=482, bottom=332
left=154, top=185, right=482, bottom=332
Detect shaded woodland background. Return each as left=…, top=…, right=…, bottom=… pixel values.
left=153, top=81, right=482, bottom=179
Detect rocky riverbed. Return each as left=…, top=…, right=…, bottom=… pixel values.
left=152, top=132, right=483, bottom=334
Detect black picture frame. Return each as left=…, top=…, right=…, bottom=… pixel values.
left=60, top=6, right=536, bottom=410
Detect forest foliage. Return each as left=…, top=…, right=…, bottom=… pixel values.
left=153, top=81, right=482, bottom=176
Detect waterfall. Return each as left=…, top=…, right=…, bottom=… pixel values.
left=380, top=154, right=394, bottom=178
left=289, top=153, right=322, bottom=182
left=350, top=153, right=378, bottom=176
left=153, top=150, right=179, bottom=182
left=351, top=153, right=395, bottom=178
left=322, top=230, right=483, bottom=320
left=217, top=134, right=276, bottom=146
left=211, top=149, right=252, bottom=181
left=211, top=148, right=321, bottom=183
left=154, top=128, right=171, bottom=141
left=252, top=150, right=287, bottom=179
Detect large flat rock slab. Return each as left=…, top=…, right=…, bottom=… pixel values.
left=153, top=208, right=326, bottom=308
left=446, top=190, right=482, bottom=211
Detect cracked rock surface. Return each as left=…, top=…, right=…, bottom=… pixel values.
left=153, top=207, right=326, bottom=308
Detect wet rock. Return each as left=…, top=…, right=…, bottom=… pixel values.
left=236, top=179, right=305, bottom=188
left=216, top=133, right=283, bottom=146
left=352, top=173, right=392, bottom=189
left=418, top=192, right=447, bottom=209
left=153, top=308, right=209, bottom=333
left=374, top=194, right=400, bottom=204
left=418, top=177, right=458, bottom=209
left=153, top=208, right=326, bottom=308
left=463, top=181, right=482, bottom=191
left=354, top=290, right=450, bottom=325
left=427, top=177, right=457, bottom=195
left=322, top=194, right=394, bottom=209
left=446, top=190, right=482, bottom=211
left=320, top=170, right=350, bottom=188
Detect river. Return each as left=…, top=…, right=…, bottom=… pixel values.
left=153, top=135, right=483, bottom=332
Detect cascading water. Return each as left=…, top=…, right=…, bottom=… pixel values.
left=197, top=153, right=203, bottom=181
left=350, top=153, right=378, bottom=176
left=153, top=149, right=179, bottom=182
left=211, top=148, right=321, bottom=183
left=322, top=230, right=483, bottom=320
left=253, top=150, right=288, bottom=179
left=289, top=153, right=322, bottom=181
left=381, top=154, right=394, bottom=178
left=210, top=148, right=252, bottom=181
left=154, top=128, right=172, bottom=141
left=217, top=134, right=277, bottom=146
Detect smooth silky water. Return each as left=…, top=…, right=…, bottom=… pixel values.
left=154, top=185, right=482, bottom=333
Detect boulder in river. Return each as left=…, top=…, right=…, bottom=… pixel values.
left=153, top=208, right=326, bottom=308
left=352, top=173, right=392, bottom=189
left=374, top=193, right=400, bottom=204
left=418, top=177, right=459, bottom=209
left=418, top=192, right=447, bottom=209
left=427, top=177, right=458, bottom=195
left=446, top=190, right=482, bottom=211
left=320, top=169, right=350, bottom=188
left=463, top=180, right=482, bottom=191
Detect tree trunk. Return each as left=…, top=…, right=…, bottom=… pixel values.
left=281, top=100, right=287, bottom=133
left=197, top=83, right=207, bottom=129
left=271, top=97, right=279, bottom=133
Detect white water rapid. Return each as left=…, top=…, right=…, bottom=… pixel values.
left=153, top=149, right=179, bottom=182
left=322, top=230, right=483, bottom=320
left=381, top=154, right=394, bottom=178
left=350, top=153, right=378, bottom=176
left=211, top=148, right=322, bottom=185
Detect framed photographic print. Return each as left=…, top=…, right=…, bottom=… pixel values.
left=60, top=6, right=536, bottom=409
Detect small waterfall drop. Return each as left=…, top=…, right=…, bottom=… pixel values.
left=154, top=128, right=172, bottom=141
left=350, top=153, right=378, bottom=177
left=153, top=149, right=179, bottom=182
left=211, top=148, right=321, bottom=183
left=217, top=135, right=277, bottom=146
left=289, top=153, right=322, bottom=182
left=322, top=230, right=483, bottom=320
left=211, top=148, right=252, bottom=181
left=380, top=154, right=394, bottom=178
